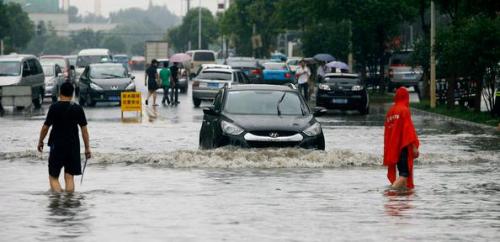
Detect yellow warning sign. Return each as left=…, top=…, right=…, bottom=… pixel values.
left=121, top=91, right=142, bottom=120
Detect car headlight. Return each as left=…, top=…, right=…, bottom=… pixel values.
left=221, top=120, right=244, bottom=136
left=319, top=84, right=331, bottom=91
left=126, top=82, right=136, bottom=90
left=303, top=122, right=322, bottom=136
left=90, top=82, right=103, bottom=91
left=352, top=85, right=363, bottom=91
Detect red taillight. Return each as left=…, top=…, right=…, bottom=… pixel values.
left=192, top=81, right=200, bottom=88
left=251, top=69, right=261, bottom=75
left=285, top=73, right=292, bottom=79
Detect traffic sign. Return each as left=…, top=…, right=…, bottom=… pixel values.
left=121, top=91, right=142, bottom=120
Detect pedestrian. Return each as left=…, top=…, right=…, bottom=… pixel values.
left=159, top=61, right=171, bottom=105
left=170, top=62, right=180, bottom=105
left=145, top=59, right=160, bottom=106
left=295, top=60, right=311, bottom=101
left=37, top=82, right=91, bottom=193
left=316, top=61, right=328, bottom=83
left=383, top=87, right=420, bottom=190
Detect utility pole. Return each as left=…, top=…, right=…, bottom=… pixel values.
left=187, top=0, right=190, bottom=11
left=430, top=1, right=437, bottom=108
left=198, top=0, right=202, bottom=49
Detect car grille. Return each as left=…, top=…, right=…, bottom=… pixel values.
left=249, top=131, right=298, bottom=137
left=246, top=141, right=301, bottom=148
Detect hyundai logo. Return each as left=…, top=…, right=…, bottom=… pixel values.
left=111, top=86, right=118, bottom=90
left=269, top=132, right=279, bottom=138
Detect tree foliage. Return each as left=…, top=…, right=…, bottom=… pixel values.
left=167, top=8, right=218, bottom=52
left=0, top=1, right=34, bottom=52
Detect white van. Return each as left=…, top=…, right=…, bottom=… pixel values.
left=0, top=54, right=45, bottom=108
left=76, top=48, right=113, bottom=79
left=186, top=50, right=216, bottom=77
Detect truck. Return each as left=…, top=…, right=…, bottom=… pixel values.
left=144, top=41, right=169, bottom=66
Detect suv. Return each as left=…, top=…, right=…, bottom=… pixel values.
left=186, top=50, right=216, bottom=77
left=199, top=84, right=326, bottom=150
left=191, top=68, right=250, bottom=107
left=386, top=50, right=423, bottom=92
left=316, top=73, right=369, bottom=114
left=0, top=54, right=45, bottom=108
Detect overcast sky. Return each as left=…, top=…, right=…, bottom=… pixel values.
left=70, top=0, right=223, bottom=17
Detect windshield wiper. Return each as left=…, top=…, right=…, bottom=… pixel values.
left=276, top=92, right=287, bottom=116
left=100, top=73, right=124, bottom=78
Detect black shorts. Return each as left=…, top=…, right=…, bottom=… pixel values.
left=148, top=79, right=158, bottom=91
left=397, top=147, right=409, bottom=177
left=48, top=144, right=82, bottom=178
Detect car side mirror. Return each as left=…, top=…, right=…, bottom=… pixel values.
left=203, top=106, right=218, bottom=115
left=313, top=107, right=327, bottom=117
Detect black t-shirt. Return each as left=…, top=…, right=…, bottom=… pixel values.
left=146, top=65, right=157, bottom=82
left=170, top=65, right=179, bottom=82
left=44, top=101, right=87, bottom=148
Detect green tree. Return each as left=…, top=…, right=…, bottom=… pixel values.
left=167, top=7, right=218, bottom=52
left=0, top=2, right=34, bottom=52
left=70, top=29, right=104, bottom=49
left=102, top=35, right=126, bottom=53
left=131, top=41, right=145, bottom=56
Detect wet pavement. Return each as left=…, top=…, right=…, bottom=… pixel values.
left=1, top=71, right=499, bottom=241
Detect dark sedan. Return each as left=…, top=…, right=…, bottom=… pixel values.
left=316, top=73, right=369, bottom=114
left=78, top=63, right=136, bottom=106
left=199, top=84, right=326, bottom=150
left=225, top=57, right=262, bottom=83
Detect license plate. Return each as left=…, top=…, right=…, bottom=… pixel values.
left=403, top=74, right=416, bottom=80
left=199, top=82, right=207, bottom=88
left=208, top=82, right=220, bottom=89
left=332, top=98, right=347, bottom=104
left=109, top=96, right=120, bottom=101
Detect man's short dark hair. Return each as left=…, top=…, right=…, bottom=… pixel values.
left=152, top=59, right=158, bottom=65
left=60, top=82, right=74, bottom=97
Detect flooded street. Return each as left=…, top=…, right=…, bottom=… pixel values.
left=1, top=72, right=499, bottom=241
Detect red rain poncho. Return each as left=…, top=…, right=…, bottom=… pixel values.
left=383, top=88, right=419, bottom=189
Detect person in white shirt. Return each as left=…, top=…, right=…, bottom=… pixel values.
left=295, top=60, right=311, bottom=101
left=316, top=62, right=328, bottom=83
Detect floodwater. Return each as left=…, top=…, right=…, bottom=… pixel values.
left=1, top=72, right=499, bottom=241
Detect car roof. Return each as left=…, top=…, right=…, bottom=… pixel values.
left=325, top=73, right=359, bottom=78
left=89, top=63, right=124, bottom=68
left=202, top=64, right=231, bottom=69
left=78, top=48, right=110, bottom=56
left=40, top=55, right=65, bottom=59
left=227, top=84, right=296, bottom=91
left=41, top=62, right=59, bottom=67
left=201, top=68, right=235, bottom=73
left=0, top=54, right=37, bottom=62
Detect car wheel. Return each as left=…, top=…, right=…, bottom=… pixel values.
left=32, top=90, right=43, bottom=109
left=79, top=92, right=86, bottom=106
left=359, top=105, right=370, bottom=115
left=193, top=98, right=201, bottom=107
left=86, top=93, right=96, bottom=107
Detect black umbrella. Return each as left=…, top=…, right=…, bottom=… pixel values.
left=313, top=53, right=336, bottom=62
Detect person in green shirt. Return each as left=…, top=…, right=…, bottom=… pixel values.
left=159, top=64, right=171, bottom=105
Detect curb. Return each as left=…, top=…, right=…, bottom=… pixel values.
left=411, top=107, right=497, bottom=131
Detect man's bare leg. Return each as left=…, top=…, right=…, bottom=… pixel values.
left=152, top=92, right=157, bottom=105
left=391, top=176, right=408, bottom=190
left=64, top=173, right=75, bottom=193
left=49, top=176, right=63, bottom=192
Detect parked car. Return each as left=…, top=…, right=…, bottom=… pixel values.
left=262, top=62, right=294, bottom=85
left=129, top=56, right=146, bottom=70
left=39, top=55, right=74, bottom=83
left=65, top=55, right=77, bottom=67
left=78, top=63, right=135, bottom=106
left=225, top=57, right=262, bottom=83
left=286, top=57, right=302, bottom=73
left=41, top=63, right=64, bottom=102
left=186, top=50, right=217, bottom=77
left=0, top=54, right=45, bottom=108
left=191, top=68, right=250, bottom=107
left=386, top=50, right=423, bottom=92
left=316, top=73, right=369, bottom=114
left=195, top=64, right=232, bottom=76
left=199, top=84, right=326, bottom=149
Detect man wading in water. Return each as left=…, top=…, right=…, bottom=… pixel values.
left=37, top=82, right=91, bottom=192
left=383, top=87, right=419, bottom=190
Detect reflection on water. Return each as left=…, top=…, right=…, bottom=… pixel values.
left=384, top=191, right=415, bottom=217
left=43, top=193, right=91, bottom=240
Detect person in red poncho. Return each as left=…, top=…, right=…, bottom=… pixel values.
left=384, top=87, right=420, bottom=190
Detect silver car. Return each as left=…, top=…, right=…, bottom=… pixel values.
left=191, top=68, right=250, bottom=107
left=386, top=50, right=423, bottom=92
left=41, top=63, right=64, bottom=102
left=0, top=54, right=45, bottom=108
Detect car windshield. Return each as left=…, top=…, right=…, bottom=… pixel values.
left=40, top=58, right=65, bottom=68
left=197, top=71, right=231, bottom=81
left=287, top=60, right=300, bottom=65
left=0, top=61, right=21, bottom=76
left=42, top=65, right=54, bottom=76
left=225, top=90, right=305, bottom=115
left=90, top=65, right=127, bottom=79
left=390, top=52, right=411, bottom=65
left=193, top=52, right=215, bottom=61
left=264, top=63, right=287, bottom=70
left=114, top=56, right=129, bottom=63
left=77, top=55, right=109, bottom=68
left=67, top=56, right=77, bottom=66
left=227, top=61, right=257, bottom=68
left=324, top=76, right=360, bottom=84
